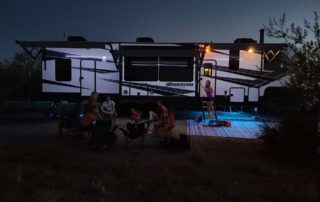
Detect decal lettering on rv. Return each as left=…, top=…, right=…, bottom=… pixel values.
left=166, top=82, right=194, bottom=87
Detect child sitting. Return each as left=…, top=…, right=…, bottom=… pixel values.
left=130, top=108, right=141, bottom=123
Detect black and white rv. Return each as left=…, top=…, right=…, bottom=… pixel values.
left=16, top=36, right=288, bottom=106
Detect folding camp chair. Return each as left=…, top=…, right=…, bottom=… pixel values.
left=154, top=111, right=175, bottom=137
left=88, top=120, right=117, bottom=152
left=119, top=122, right=147, bottom=151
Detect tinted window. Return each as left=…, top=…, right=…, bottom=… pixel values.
left=229, top=50, right=239, bottom=70
left=159, top=57, right=193, bottom=81
left=55, top=59, right=72, bottom=81
left=124, top=57, right=158, bottom=81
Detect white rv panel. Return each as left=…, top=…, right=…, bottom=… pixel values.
left=230, top=88, right=245, bottom=102
left=42, top=47, right=119, bottom=95
left=216, top=80, right=248, bottom=96
left=204, top=50, right=230, bottom=67
left=248, top=88, right=259, bottom=102
left=96, top=61, right=119, bottom=94
left=80, top=60, right=95, bottom=96
left=239, top=50, right=261, bottom=70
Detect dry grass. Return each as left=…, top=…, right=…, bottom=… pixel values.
left=0, top=135, right=319, bottom=202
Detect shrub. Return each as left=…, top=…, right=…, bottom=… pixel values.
left=259, top=124, right=280, bottom=147
left=259, top=111, right=319, bottom=154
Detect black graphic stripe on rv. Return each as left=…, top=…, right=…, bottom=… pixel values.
left=215, top=77, right=267, bottom=88
left=72, top=67, right=119, bottom=74
left=203, top=75, right=267, bottom=88
left=45, top=50, right=115, bottom=63
left=42, top=79, right=90, bottom=90
left=213, top=65, right=287, bottom=81
left=102, top=79, right=194, bottom=96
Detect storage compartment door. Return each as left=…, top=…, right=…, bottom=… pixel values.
left=230, top=87, right=245, bottom=102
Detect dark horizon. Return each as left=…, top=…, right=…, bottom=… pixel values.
left=0, top=0, right=319, bottom=60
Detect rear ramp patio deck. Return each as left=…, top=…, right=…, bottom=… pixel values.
left=185, top=111, right=277, bottom=139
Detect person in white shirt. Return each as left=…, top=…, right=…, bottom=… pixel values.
left=101, top=96, right=116, bottom=120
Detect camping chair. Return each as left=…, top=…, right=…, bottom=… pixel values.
left=154, top=111, right=175, bottom=138
left=119, top=122, right=146, bottom=151
left=58, top=103, right=81, bottom=136
left=154, top=112, right=175, bottom=144
left=88, top=119, right=117, bottom=152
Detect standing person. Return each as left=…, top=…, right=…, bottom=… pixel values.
left=87, top=91, right=99, bottom=115
left=158, top=101, right=169, bottom=127
left=79, top=91, right=100, bottom=133
left=201, top=80, right=215, bottom=118
left=101, top=96, right=116, bottom=120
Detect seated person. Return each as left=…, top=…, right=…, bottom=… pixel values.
left=156, top=101, right=169, bottom=128
left=79, top=111, right=97, bottom=131
left=130, top=108, right=141, bottom=123
left=149, top=111, right=158, bottom=122
left=148, top=101, right=169, bottom=130
left=101, top=96, right=116, bottom=120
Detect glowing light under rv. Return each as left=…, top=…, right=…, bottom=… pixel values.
left=248, top=48, right=254, bottom=53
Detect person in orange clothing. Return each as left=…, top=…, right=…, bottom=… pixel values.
left=148, top=101, right=169, bottom=129
left=79, top=91, right=100, bottom=129
left=130, top=108, right=141, bottom=123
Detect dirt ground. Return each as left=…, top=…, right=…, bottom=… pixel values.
left=0, top=120, right=319, bottom=202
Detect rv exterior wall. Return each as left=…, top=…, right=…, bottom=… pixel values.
left=42, top=48, right=119, bottom=96
left=35, top=42, right=287, bottom=105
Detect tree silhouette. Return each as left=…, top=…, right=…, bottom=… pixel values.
left=264, top=12, right=320, bottom=112
left=0, top=52, right=41, bottom=101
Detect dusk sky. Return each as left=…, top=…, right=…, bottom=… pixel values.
left=0, top=0, right=319, bottom=60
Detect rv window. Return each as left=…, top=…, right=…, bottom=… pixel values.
left=55, top=59, right=72, bottom=81
left=159, top=57, right=193, bottom=81
left=124, top=57, right=158, bottom=81
left=229, top=50, right=239, bottom=70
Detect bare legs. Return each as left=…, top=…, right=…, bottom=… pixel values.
left=149, top=111, right=158, bottom=121
left=207, top=101, right=214, bottom=118
left=146, top=111, right=158, bottom=132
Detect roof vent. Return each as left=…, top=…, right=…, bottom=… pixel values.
left=234, top=38, right=257, bottom=43
left=136, top=37, right=154, bottom=43
left=67, top=36, right=87, bottom=42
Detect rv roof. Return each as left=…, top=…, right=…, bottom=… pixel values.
left=16, top=40, right=286, bottom=51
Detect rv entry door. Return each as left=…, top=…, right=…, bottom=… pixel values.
left=80, top=60, right=96, bottom=96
